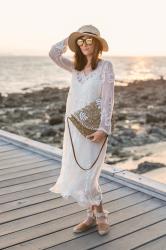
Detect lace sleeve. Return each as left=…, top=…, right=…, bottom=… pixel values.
left=49, top=37, right=74, bottom=73
left=97, top=61, right=115, bottom=135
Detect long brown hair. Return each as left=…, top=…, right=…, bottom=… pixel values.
left=73, top=36, right=103, bottom=71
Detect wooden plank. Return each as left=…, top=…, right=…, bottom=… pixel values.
left=0, top=171, right=110, bottom=195
left=1, top=130, right=165, bottom=202
left=0, top=144, right=17, bottom=153
left=0, top=150, right=48, bottom=164
left=0, top=150, right=46, bottom=163
left=1, top=200, right=165, bottom=249
left=0, top=179, right=115, bottom=213
left=0, top=141, right=10, bottom=146
left=0, top=176, right=110, bottom=204
left=115, top=170, right=166, bottom=195
left=0, top=183, right=57, bottom=204
left=133, top=235, right=166, bottom=250
left=0, top=139, right=10, bottom=145
left=38, top=207, right=166, bottom=250
left=102, top=168, right=166, bottom=201
left=0, top=158, right=55, bottom=175
left=0, top=132, right=164, bottom=249
left=92, top=220, right=166, bottom=250
left=0, top=180, right=123, bottom=224
left=0, top=159, right=60, bottom=181
left=0, top=161, right=59, bottom=180
left=0, top=148, right=25, bottom=156
left=0, top=175, right=62, bottom=196
left=0, top=130, right=62, bottom=161
left=0, top=190, right=150, bottom=237
left=0, top=166, right=60, bottom=188
left=0, top=152, right=38, bottom=163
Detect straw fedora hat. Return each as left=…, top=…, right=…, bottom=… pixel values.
left=68, top=25, right=109, bottom=52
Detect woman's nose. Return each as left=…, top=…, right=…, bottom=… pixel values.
left=82, top=42, right=88, bottom=47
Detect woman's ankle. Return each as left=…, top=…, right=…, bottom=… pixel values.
left=94, top=201, right=104, bottom=213
left=90, top=205, right=95, bottom=210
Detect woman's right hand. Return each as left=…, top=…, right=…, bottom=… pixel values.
left=86, top=131, right=107, bottom=143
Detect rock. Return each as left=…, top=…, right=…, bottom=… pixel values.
left=148, top=135, right=160, bottom=143
left=147, top=127, right=166, bottom=137
left=59, top=104, right=66, bottom=113
left=146, top=113, right=165, bottom=123
left=1, top=79, right=166, bottom=150
left=106, top=158, right=128, bottom=165
left=41, top=127, right=57, bottom=137
left=49, top=115, right=64, bottom=125
left=131, top=161, right=166, bottom=174
left=109, top=136, right=121, bottom=147
left=117, top=112, right=127, bottom=120
left=0, top=93, right=3, bottom=103
left=111, top=147, right=123, bottom=156
left=121, top=128, right=136, bottom=138
left=3, top=94, right=25, bottom=107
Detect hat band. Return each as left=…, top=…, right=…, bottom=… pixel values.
left=82, top=31, right=98, bottom=36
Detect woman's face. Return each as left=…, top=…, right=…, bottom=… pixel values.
left=77, top=35, right=95, bottom=56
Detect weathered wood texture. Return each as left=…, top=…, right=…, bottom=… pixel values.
left=0, top=131, right=165, bottom=250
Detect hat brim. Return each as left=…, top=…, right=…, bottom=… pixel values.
left=68, top=32, right=109, bottom=52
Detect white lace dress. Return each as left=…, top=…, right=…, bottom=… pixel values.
left=48, top=37, right=115, bottom=208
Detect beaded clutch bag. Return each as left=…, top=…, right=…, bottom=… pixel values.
left=66, top=98, right=114, bottom=171
left=67, top=98, right=102, bottom=137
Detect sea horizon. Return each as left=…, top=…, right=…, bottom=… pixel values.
left=0, top=55, right=166, bottom=96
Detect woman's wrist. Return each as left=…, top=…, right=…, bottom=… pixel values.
left=98, top=130, right=107, bottom=136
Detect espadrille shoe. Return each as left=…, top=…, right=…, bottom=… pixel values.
left=94, top=209, right=110, bottom=235
left=73, top=208, right=96, bottom=233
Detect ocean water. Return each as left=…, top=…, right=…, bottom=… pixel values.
left=0, top=55, right=165, bottom=95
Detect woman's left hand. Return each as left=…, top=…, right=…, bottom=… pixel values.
left=86, top=130, right=107, bottom=143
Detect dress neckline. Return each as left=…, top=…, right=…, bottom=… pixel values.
left=82, top=59, right=103, bottom=77
left=75, top=59, right=104, bottom=84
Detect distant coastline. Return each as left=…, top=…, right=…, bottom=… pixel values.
left=0, top=56, right=166, bottom=96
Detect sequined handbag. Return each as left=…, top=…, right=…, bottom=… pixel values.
left=66, top=98, right=114, bottom=171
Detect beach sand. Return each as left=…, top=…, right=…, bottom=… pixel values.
left=110, top=141, right=166, bottom=184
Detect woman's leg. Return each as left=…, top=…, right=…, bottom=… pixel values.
left=73, top=204, right=96, bottom=232
left=93, top=201, right=104, bottom=212
left=93, top=200, right=110, bottom=235
left=90, top=204, right=95, bottom=211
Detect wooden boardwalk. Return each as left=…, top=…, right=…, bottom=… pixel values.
left=0, top=129, right=165, bottom=250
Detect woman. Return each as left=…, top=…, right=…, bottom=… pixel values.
left=49, top=25, right=115, bottom=235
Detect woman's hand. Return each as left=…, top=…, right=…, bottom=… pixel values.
left=86, top=130, right=108, bottom=143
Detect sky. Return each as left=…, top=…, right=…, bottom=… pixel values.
left=0, top=0, right=166, bottom=56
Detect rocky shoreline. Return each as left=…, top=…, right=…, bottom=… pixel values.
left=0, top=78, right=166, bottom=177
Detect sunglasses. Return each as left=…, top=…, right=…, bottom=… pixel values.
left=76, top=37, right=93, bottom=46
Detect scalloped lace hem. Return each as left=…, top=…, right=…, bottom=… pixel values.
left=49, top=185, right=102, bottom=209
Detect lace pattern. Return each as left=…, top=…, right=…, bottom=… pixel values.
left=49, top=38, right=115, bottom=135
left=75, top=60, right=103, bottom=84
left=97, top=61, right=115, bottom=135
left=49, top=37, right=74, bottom=73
